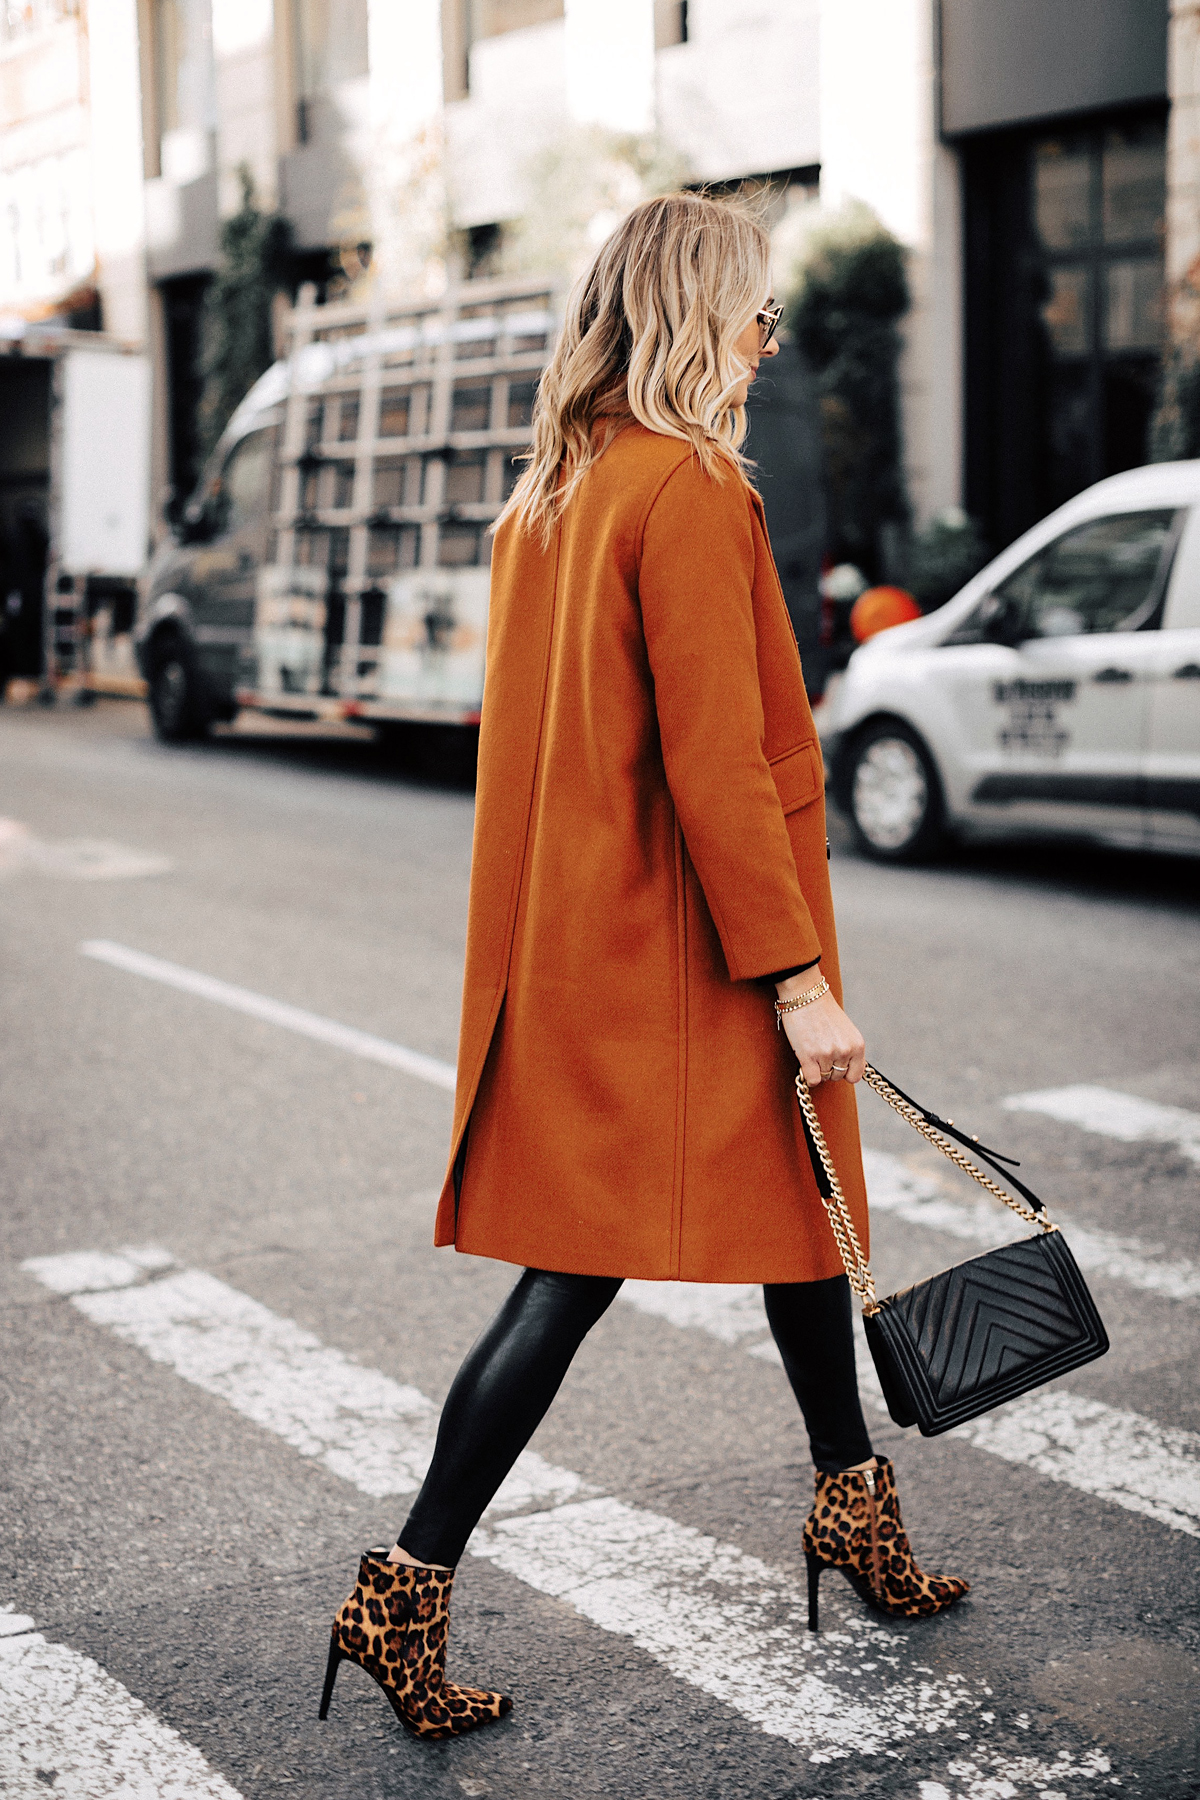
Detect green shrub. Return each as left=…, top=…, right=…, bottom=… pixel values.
left=1149, top=344, right=1200, bottom=462
left=906, top=508, right=990, bottom=611
left=785, top=207, right=910, bottom=580
left=199, top=167, right=293, bottom=459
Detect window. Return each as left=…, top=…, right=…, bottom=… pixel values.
left=160, top=273, right=210, bottom=509
left=445, top=453, right=486, bottom=506
left=438, top=522, right=484, bottom=566
left=952, top=510, right=1176, bottom=644
left=1033, top=120, right=1165, bottom=507
left=367, top=524, right=418, bottom=576
left=379, top=388, right=411, bottom=438
left=373, top=460, right=405, bottom=509
left=465, top=223, right=503, bottom=280
left=332, top=461, right=355, bottom=509
left=451, top=385, right=492, bottom=432
left=216, top=430, right=273, bottom=535
left=964, top=112, right=1166, bottom=553
left=507, top=380, right=537, bottom=428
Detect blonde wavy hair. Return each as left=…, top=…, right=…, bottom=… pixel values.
left=498, top=192, right=770, bottom=543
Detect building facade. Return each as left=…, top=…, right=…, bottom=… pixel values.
left=0, top=0, right=1181, bottom=562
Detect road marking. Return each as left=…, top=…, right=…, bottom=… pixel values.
left=1, top=819, right=172, bottom=880
left=0, top=1604, right=243, bottom=1799
left=479, top=1495, right=939, bottom=1757
left=861, top=1147, right=1200, bottom=1304
left=20, top=1248, right=1118, bottom=1791
left=950, top=1390, right=1200, bottom=1537
left=80, top=940, right=457, bottom=1091
left=20, top=1247, right=576, bottom=1515
left=66, top=948, right=1200, bottom=1526
left=623, top=1198, right=1200, bottom=1541
left=75, top=942, right=1200, bottom=1210
left=918, top=1759, right=1116, bottom=1800
left=1005, top=1084, right=1200, bottom=1167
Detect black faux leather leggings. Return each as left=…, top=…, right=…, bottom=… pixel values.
left=398, top=1270, right=873, bottom=1568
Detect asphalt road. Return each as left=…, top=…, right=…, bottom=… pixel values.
left=1, top=697, right=1198, bottom=1800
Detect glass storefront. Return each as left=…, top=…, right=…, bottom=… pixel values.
left=963, top=109, right=1166, bottom=552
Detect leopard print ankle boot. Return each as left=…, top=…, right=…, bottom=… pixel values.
left=802, top=1457, right=968, bottom=1632
left=319, top=1547, right=512, bottom=1738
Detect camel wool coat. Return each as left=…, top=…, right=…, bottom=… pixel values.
left=433, top=423, right=869, bottom=1283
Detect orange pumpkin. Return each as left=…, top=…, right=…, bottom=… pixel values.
left=850, top=585, right=922, bottom=642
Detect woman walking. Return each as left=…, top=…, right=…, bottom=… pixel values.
left=320, top=193, right=967, bottom=1741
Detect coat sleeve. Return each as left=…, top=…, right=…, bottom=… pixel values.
left=639, top=455, right=823, bottom=982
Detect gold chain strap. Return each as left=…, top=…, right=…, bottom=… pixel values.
left=793, top=1072, right=878, bottom=1312
left=796, top=1063, right=1056, bottom=1317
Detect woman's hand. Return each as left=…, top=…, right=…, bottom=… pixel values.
left=775, top=971, right=866, bottom=1087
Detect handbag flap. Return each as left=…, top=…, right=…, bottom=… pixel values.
left=790, top=1058, right=1109, bottom=1439
left=866, top=1231, right=1109, bottom=1436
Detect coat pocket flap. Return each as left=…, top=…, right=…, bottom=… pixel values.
left=768, top=740, right=825, bottom=815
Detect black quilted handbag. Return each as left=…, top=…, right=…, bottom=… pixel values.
left=795, top=1065, right=1109, bottom=1437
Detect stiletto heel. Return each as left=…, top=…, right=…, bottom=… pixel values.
left=323, top=1547, right=511, bottom=1739
left=318, top=1636, right=344, bottom=1719
left=806, top=1550, right=821, bottom=1633
left=802, top=1459, right=968, bottom=1622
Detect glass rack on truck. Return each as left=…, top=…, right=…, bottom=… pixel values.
left=242, top=276, right=557, bottom=728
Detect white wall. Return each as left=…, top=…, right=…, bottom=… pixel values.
left=86, top=0, right=149, bottom=343
left=365, top=0, right=452, bottom=294
left=369, top=0, right=443, bottom=133
left=658, top=0, right=820, bottom=184
left=445, top=21, right=568, bottom=228
left=818, top=0, right=961, bottom=522
left=446, top=0, right=822, bottom=226
left=565, top=0, right=655, bottom=134
left=211, top=0, right=277, bottom=212
left=445, top=0, right=659, bottom=233
left=0, top=148, right=95, bottom=313
left=0, top=13, right=93, bottom=316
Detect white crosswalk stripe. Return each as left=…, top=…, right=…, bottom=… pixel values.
left=21, top=1248, right=1119, bottom=1795
left=623, top=1260, right=1200, bottom=1539
left=79, top=940, right=457, bottom=1091
left=1005, top=1085, right=1200, bottom=1166
left=72, top=948, right=1200, bottom=1524
left=62, top=943, right=1194, bottom=1786
left=862, top=1146, right=1200, bottom=1302
left=0, top=1605, right=244, bottom=1799
left=77, top=943, right=1198, bottom=1301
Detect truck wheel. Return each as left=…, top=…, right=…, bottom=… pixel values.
left=846, top=722, right=945, bottom=862
left=148, top=640, right=209, bottom=742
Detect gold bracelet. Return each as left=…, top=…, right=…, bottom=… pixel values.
left=774, top=978, right=830, bottom=1026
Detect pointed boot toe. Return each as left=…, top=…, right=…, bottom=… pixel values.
left=319, top=1548, right=511, bottom=1738
left=803, top=1458, right=970, bottom=1629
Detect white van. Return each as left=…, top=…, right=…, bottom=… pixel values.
left=822, top=462, right=1200, bottom=860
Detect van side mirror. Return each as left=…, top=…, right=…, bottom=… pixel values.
left=980, top=593, right=1025, bottom=646
left=179, top=498, right=217, bottom=545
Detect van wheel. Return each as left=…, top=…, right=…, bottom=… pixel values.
left=846, top=723, right=945, bottom=862
left=148, top=640, right=209, bottom=742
